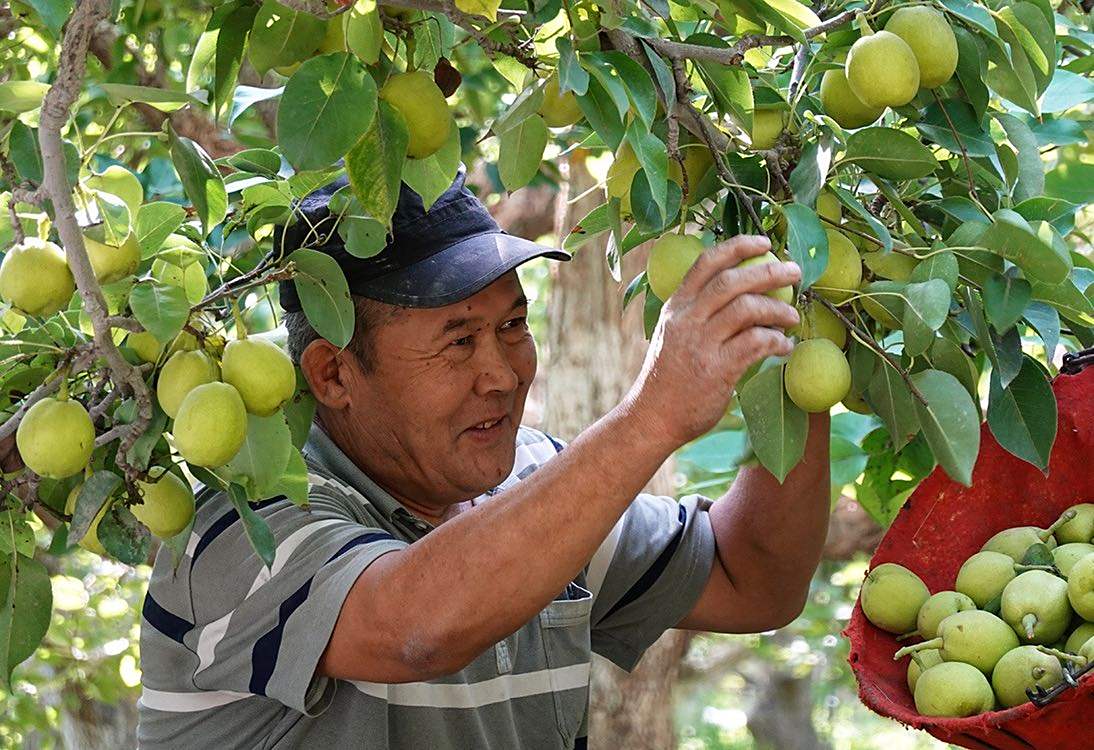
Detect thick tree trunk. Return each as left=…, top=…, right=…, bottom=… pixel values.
left=543, top=152, right=690, bottom=750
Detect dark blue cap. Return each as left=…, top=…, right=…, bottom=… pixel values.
left=278, top=164, right=570, bottom=310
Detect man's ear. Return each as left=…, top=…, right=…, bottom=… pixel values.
left=300, top=339, right=356, bottom=409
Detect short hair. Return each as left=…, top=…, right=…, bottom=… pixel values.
left=283, top=295, right=395, bottom=372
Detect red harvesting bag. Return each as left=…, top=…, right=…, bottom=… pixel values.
left=845, top=365, right=1094, bottom=750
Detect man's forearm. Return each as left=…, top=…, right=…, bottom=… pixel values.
left=709, top=413, right=832, bottom=621
left=359, top=398, right=678, bottom=674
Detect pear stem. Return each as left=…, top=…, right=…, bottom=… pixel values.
left=231, top=298, right=247, bottom=341
left=1044, top=510, right=1078, bottom=540
left=1021, top=613, right=1039, bottom=641
left=854, top=12, right=874, bottom=35
left=1014, top=564, right=1059, bottom=574
left=893, top=637, right=943, bottom=661
left=1035, top=646, right=1087, bottom=665
left=57, top=369, right=70, bottom=401
left=895, top=630, right=920, bottom=642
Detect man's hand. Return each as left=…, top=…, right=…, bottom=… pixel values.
left=628, top=235, right=802, bottom=447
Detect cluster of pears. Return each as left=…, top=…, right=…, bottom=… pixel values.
left=859, top=503, right=1094, bottom=717
left=820, top=7, right=958, bottom=130
left=606, top=140, right=716, bottom=219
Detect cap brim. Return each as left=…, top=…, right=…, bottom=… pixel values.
left=352, top=232, right=571, bottom=308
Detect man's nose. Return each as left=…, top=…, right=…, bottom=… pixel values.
left=473, top=335, right=519, bottom=396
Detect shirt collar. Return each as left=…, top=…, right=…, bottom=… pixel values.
left=302, top=423, right=416, bottom=525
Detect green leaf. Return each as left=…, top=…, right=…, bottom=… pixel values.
left=993, top=326, right=1025, bottom=389
left=641, top=42, right=674, bottom=108
left=910, top=369, right=981, bottom=487
left=563, top=203, right=609, bottom=253
left=928, top=338, right=979, bottom=400
left=228, top=85, right=285, bottom=128
left=739, top=364, right=807, bottom=483
left=278, top=53, right=377, bottom=171
left=1024, top=301, right=1060, bottom=357
left=169, top=129, right=228, bottom=236
left=995, top=113, right=1044, bottom=203
left=843, top=128, right=938, bottom=179
left=100, top=84, right=197, bottom=112
left=688, top=38, right=754, bottom=130
left=68, top=471, right=121, bottom=544
left=987, top=355, right=1056, bottom=472
left=781, top=203, right=828, bottom=291
left=491, top=81, right=545, bottom=137
left=0, top=513, right=34, bottom=558
left=412, top=18, right=443, bottom=72
left=557, top=38, right=589, bottom=96
left=338, top=212, right=387, bottom=258
left=599, top=51, right=658, bottom=128
left=789, top=136, right=833, bottom=208
left=1039, top=70, right=1094, bottom=114
left=400, top=125, right=461, bottom=211
left=985, top=34, right=1039, bottom=116
left=213, top=2, right=260, bottom=121
left=126, top=406, right=169, bottom=472
left=264, top=447, right=310, bottom=506
left=917, top=100, right=995, bottom=157
left=247, top=0, right=327, bottom=75
left=225, top=148, right=283, bottom=177
left=997, top=5, right=1051, bottom=76
left=136, top=202, right=187, bottom=259
left=579, top=54, right=631, bottom=120
left=954, top=27, right=989, bottom=118
left=283, top=389, right=316, bottom=449
left=576, top=77, right=625, bottom=151
left=627, top=173, right=682, bottom=235
left=983, top=272, right=1032, bottom=332
left=23, top=0, right=73, bottom=38
left=910, top=250, right=959, bottom=293
left=226, top=411, right=293, bottom=498
left=7, top=121, right=42, bottom=186
left=287, top=249, right=355, bottom=348
left=346, top=1, right=383, bottom=65
left=346, top=101, right=408, bottom=227
left=829, top=185, right=892, bottom=252
left=625, top=120, right=669, bottom=222
left=1029, top=276, right=1094, bottom=324
left=1013, top=197, right=1080, bottom=236
left=0, top=554, right=51, bottom=687
left=498, top=115, right=549, bottom=192
left=904, top=279, right=950, bottom=331
left=227, top=484, right=276, bottom=569
left=866, top=364, right=918, bottom=451
left=129, top=281, right=190, bottom=344
left=977, top=211, right=1071, bottom=285
left=98, top=505, right=152, bottom=565
left=0, top=81, right=50, bottom=114
left=187, top=24, right=219, bottom=95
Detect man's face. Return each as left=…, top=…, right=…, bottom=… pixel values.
left=341, top=271, right=536, bottom=506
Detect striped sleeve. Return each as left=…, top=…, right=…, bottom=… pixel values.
left=143, top=490, right=406, bottom=716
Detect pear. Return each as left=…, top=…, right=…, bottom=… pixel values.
left=16, top=396, right=95, bottom=479
left=883, top=6, right=958, bottom=90
left=913, top=661, right=995, bottom=717
left=1053, top=543, right=1094, bottom=577
left=221, top=337, right=297, bottom=416
left=1081, top=636, right=1094, bottom=662
left=65, top=483, right=109, bottom=556
left=646, top=233, right=704, bottom=301
left=917, top=591, right=976, bottom=640
left=538, top=73, right=583, bottom=128
left=132, top=469, right=196, bottom=539
left=1001, top=570, right=1071, bottom=644
left=813, top=230, right=862, bottom=304
left=906, top=648, right=943, bottom=693
left=1064, top=622, right=1094, bottom=654
left=379, top=71, right=453, bottom=159
left=791, top=299, right=847, bottom=349
left=860, top=562, right=929, bottom=634
left=845, top=31, right=920, bottom=109
left=784, top=339, right=852, bottom=413
left=736, top=251, right=794, bottom=305
left=1068, top=555, right=1094, bottom=621
left=981, top=511, right=1076, bottom=561
left=894, top=610, right=1019, bottom=674
left=955, top=551, right=1017, bottom=608
left=171, top=382, right=247, bottom=468
left=0, top=238, right=75, bottom=317
left=819, top=67, right=883, bottom=130
left=990, top=646, right=1064, bottom=708
left=1055, top=503, right=1094, bottom=544
left=156, top=350, right=220, bottom=419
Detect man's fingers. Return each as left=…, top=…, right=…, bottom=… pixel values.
left=677, top=235, right=772, bottom=299
left=710, top=295, right=800, bottom=341
left=694, top=260, right=801, bottom=319
left=723, top=326, right=795, bottom=373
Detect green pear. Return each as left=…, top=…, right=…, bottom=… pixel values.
left=784, top=339, right=852, bottom=413
left=0, top=238, right=75, bottom=317
left=65, top=483, right=109, bottom=556
left=907, top=648, right=943, bottom=693
left=1055, top=503, right=1094, bottom=544
left=736, top=251, right=794, bottom=305
left=813, top=230, right=861, bottom=304
left=883, top=6, right=958, bottom=90
left=955, top=551, right=1016, bottom=608
left=894, top=610, right=1019, bottom=674
left=16, top=396, right=95, bottom=479
left=647, top=233, right=704, bottom=301
left=1068, top=555, right=1094, bottom=621
left=1001, top=570, right=1071, bottom=644
left=913, top=661, right=995, bottom=717
left=990, top=645, right=1064, bottom=708
left=1064, top=622, right=1094, bottom=654
left=917, top=591, right=976, bottom=640
left=982, top=511, right=1076, bottom=561
left=1053, top=543, right=1094, bottom=577
left=221, top=337, right=296, bottom=416
left=172, top=382, right=247, bottom=468
left=845, top=31, right=920, bottom=109
left=860, top=562, right=929, bottom=634
left=156, top=350, right=220, bottom=419
left=132, top=469, right=195, bottom=539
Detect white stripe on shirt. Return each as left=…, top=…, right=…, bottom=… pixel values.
left=349, top=662, right=590, bottom=708
left=140, top=687, right=251, bottom=712
left=586, top=516, right=624, bottom=601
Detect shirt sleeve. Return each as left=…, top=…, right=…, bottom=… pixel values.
left=585, top=491, right=716, bottom=671
left=178, top=490, right=407, bottom=715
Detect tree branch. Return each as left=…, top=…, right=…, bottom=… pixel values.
left=644, top=34, right=792, bottom=66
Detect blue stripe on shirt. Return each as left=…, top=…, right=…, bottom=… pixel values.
left=192, top=496, right=287, bottom=562
left=602, top=504, right=687, bottom=620
left=142, top=593, right=194, bottom=644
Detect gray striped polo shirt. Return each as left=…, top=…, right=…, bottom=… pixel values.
left=137, top=424, right=716, bottom=749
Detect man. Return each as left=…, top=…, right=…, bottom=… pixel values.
left=137, top=166, right=829, bottom=749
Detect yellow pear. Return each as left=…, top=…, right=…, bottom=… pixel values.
left=737, top=252, right=794, bottom=306
left=156, top=349, right=220, bottom=418
left=379, top=71, right=453, bottom=159
left=126, top=329, right=198, bottom=364
left=606, top=141, right=641, bottom=204
left=845, top=31, right=920, bottom=109
left=842, top=389, right=872, bottom=414
left=862, top=248, right=919, bottom=282
left=785, top=339, right=852, bottom=413
left=539, top=73, right=584, bottom=128
left=647, top=233, right=705, bottom=301
left=86, top=165, right=144, bottom=219
left=819, top=67, right=884, bottom=129
left=172, top=382, right=248, bottom=468
left=859, top=280, right=905, bottom=329
left=792, top=299, right=846, bottom=348
left=816, top=190, right=842, bottom=225
left=221, top=337, right=297, bottom=416
left=132, top=469, right=195, bottom=539
left=16, top=396, right=95, bottom=479
left=65, top=484, right=109, bottom=556
left=751, top=107, right=787, bottom=150
left=317, top=15, right=346, bottom=53
left=83, top=228, right=141, bottom=284
left=884, top=6, right=958, bottom=89
left=669, top=144, right=715, bottom=206
left=814, top=230, right=862, bottom=304
left=0, top=238, right=75, bottom=317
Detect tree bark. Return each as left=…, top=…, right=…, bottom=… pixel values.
left=543, top=151, right=690, bottom=750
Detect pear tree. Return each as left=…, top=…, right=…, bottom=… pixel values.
left=0, top=0, right=1090, bottom=694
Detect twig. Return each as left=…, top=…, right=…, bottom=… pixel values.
left=276, top=0, right=352, bottom=20
left=804, top=9, right=856, bottom=38
left=191, top=265, right=296, bottom=313
left=106, top=316, right=143, bottom=332
left=808, top=291, right=928, bottom=405
left=930, top=89, right=984, bottom=211
left=787, top=44, right=810, bottom=101
left=0, top=150, right=30, bottom=243
left=644, top=34, right=793, bottom=66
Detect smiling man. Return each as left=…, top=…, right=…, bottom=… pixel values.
left=137, top=166, right=831, bottom=749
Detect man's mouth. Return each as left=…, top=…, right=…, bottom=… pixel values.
left=464, top=414, right=509, bottom=437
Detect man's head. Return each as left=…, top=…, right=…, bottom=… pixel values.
left=279, top=167, right=568, bottom=513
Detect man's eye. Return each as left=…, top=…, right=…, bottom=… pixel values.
left=451, top=335, right=474, bottom=347
left=503, top=317, right=527, bottom=330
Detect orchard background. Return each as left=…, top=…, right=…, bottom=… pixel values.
left=1, top=0, right=1092, bottom=746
